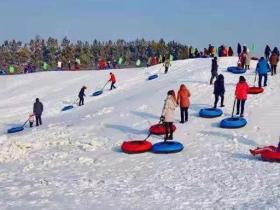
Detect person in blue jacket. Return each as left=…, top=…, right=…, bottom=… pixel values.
left=256, top=57, right=270, bottom=87
left=213, top=74, right=225, bottom=108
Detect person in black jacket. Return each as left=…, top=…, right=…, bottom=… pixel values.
left=213, top=74, right=225, bottom=108
left=237, top=43, right=241, bottom=56
left=33, top=98, right=44, bottom=126
left=78, top=86, right=87, bottom=106
left=265, top=45, right=271, bottom=60
left=210, top=57, right=218, bottom=85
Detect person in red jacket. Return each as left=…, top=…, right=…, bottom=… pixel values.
left=109, top=72, right=116, bottom=90
left=177, top=84, right=191, bottom=123
left=235, top=76, right=249, bottom=117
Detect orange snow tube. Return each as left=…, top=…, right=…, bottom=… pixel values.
left=248, top=87, right=264, bottom=94
left=121, top=140, right=152, bottom=154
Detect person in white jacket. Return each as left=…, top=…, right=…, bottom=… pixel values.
left=160, top=90, right=178, bottom=141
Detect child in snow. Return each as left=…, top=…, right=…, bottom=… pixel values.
left=161, top=90, right=178, bottom=141
left=213, top=74, right=225, bottom=108
left=78, top=86, right=87, bottom=106
left=235, top=76, right=249, bottom=117
left=28, top=113, right=34, bottom=128
left=210, top=57, right=218, bottom=85
left=108, top=72, right=116, bottom=90
left=177, top=84, right=191, bottom=124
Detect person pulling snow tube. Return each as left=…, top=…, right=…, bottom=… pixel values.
left=152, top=141, right=184, bottom=153
left=149, top=123, right=176, bottom=135
left=148, top=74, right=158, bottom=80
left=250, top=146, right=280, bottom=161
left=227, top=66, right=246, bottom=74
left=199, top=108, right=223, bottom=118
left=220, top=117, right=247, bottom=128
left=248, top=87, right=264, bottom=94
left=121, top=140, right=152, bottom=154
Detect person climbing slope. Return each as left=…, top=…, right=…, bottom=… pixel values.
left=256, top=57, right=270, bottom=87
left=108, top=72, right=116, bottom=90
left=213, top=74, right=225, bottom=108
left=78, top=86, right=87, bottom=106
left=210, top=57, right=218, bottom=85
left=163, top=59, right=171, bottom=74
left=269, top=52, right=279, bottom=76
left=177, top=84, right=191, bottom=124
left=33, top=98, right=44, bottom=126
left=161, top=90, right=178, bottom=141
left=235, top=76, right=249, bottom=118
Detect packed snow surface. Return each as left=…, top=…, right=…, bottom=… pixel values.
left=0, top=57, right=280, bottom=210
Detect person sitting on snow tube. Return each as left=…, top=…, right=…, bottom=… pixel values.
left=213, top=74, right=225, bottom=108
left=160, top=90, right=178, bottom=141
left=177, top=84, right=191, bottom=124
left=235, top=76, right=249, bottom=118
left=256, top=57, right=270, bottom=88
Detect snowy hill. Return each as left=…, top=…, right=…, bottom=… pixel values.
left=0, top=57, right=280, bottom=210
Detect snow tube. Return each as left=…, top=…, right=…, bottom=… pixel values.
left=121, top=140, right=152, bottom=154
left=152, top=141, right=184, bottom=153
left=7, top=126, right=24, bottom=134
left=227, top=67, right=246, bottom=74
left=149, top=123, right=176, bottom=135
left=250, top=146, right=280, bottom=161
left=199, top=108, right=223, bottom=118
left=62, top=105, right=74, bottom=111
left=248, top=87, right=264, bottom=94
left=148, top=74, right=158, bottom=80
left=220, top=117, right=247, bottom=129
left=92, top=90, right=103, bottom=96
left=251, top=57, right=259, bottom=61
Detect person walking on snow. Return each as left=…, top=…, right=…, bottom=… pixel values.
left=245, top=51, right=251, bottom=70
left=108, top=72, right=116, bottom=90
left=161, top=90, right=178, bottom=141
left=163, top=59, right=171, bottom=74
left=177, top=84, right=191, bottom=124
left=210, top=57, right=218, bottom=85
left=237, top=43, right=242, bottom=56
left=269, top=52, right=279, bottom=76
left=265, top=45, right=271, bottom=60
left=235, top=76, right=249, bottom=117
left=78, top=86, right=87, bottom=106
left=28, top=113, right=34, bottom=128
left=256, top=57, right=270, bottom=87
left=213, top=74, right=225, bottom=108
left=33, top=98, right=44, bottom=126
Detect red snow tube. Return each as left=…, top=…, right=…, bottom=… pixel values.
left=250, top=146, right=280, bottom=161
left=248, top=87, right=264, bottom=94
left=149, top=123, right=176, bottom=135
left=121, top=140, right=152, bottom=154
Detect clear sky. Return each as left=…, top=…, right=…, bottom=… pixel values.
left=0, top=0, right=279, bottom=55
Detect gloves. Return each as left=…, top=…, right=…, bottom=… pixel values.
left=160, top=116, right=165, bottom=122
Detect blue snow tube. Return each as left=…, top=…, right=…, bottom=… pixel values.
left=0, top=70, right=7, bottom=75
left=62, top=105, right=74, bottom=111
left=199, top=108, right=223, bottom=118
left=220, top=117, right=247, bottom=129
left=152, top=141, right=184, bottom=153
left=227, top=67, right=246, bottom=74
left=7, top=126, right=24, bottom=134
left=92, top=90, right=103, bottom=96
left=148, top=74, right=158, bottom=80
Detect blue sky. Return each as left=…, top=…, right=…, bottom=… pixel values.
left=0, top=0, right=279, bottom=54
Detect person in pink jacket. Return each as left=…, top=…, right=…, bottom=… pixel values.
left=160, top=90, right=178, bottom=141
left=235, top=76, right=249, bottom=117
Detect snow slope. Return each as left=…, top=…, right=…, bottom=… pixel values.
left=0, top=57, right=280, bottom=210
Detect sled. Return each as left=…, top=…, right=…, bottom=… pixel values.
left=152, top=141, right=184, bottom=153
